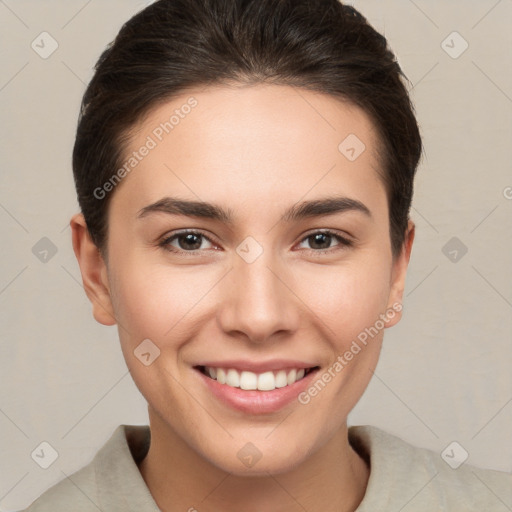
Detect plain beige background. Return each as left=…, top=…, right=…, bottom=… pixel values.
left=1, top=0, right=511, bottom=509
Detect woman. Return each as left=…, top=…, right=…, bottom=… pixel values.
left=22, top=0, right=511, bottom=510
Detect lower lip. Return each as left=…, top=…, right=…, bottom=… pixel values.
left=194, top=367, right=320, bottom=414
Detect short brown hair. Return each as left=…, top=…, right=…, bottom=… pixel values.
left=72, top=0, right=422, bottom=258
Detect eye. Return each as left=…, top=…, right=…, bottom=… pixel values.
left=159, top=230, right=217, bottom=253
left=158, top=228, right=353, bottom=256
left=296, top=230, right=353, bottom=253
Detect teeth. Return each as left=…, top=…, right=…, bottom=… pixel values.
left=275, top=370, right=288, bottom=388
left=257, top=371, right=275, bottom=391
left=240, top=371, right=258, bottom=390
left=226, top=369, right=240, bottom=387
left=216, top=368, right=226, bottom=384
left=202, top=366, right=311, bottom=391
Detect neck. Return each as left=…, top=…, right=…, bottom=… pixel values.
left=138, top=412, right=369, bottom=512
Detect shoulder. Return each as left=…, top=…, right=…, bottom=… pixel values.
left=18, top=462, right=98, bottom=511
left=19, top=424, right=155, bottom=511
left=350, top=425, right=512, bottom=512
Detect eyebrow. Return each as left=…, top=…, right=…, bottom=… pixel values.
left=137, top=195, right=372, bottom=223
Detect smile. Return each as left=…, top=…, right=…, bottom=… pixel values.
left=196, top=365, right=319, bottom=391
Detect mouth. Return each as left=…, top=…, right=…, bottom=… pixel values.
left=194, top=365, right=321, bottom=392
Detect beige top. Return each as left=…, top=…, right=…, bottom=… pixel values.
left=21, top=424, right=512, bottom=511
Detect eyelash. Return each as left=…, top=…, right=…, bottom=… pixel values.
left=158, top=229, right=353, bottom=256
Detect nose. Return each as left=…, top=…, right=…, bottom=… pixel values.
left=217, top=250, right=301, bottom=344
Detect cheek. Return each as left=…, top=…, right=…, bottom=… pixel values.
left=108, top=259, right=205, bottom=404
left=294, top=257, right=392, bottom=341
left=109, top=253, right=219, bottom=343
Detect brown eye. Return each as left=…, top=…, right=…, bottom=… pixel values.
left=159, top=230, right=215, bottom=253
left=175, top=233, right=203, bottom=250
left=308, top=232, right=334, bottom=250
left=297, top=230, right=353, bottom=253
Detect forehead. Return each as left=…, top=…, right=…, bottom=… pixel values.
left=111, top=83, right=386, bottom=220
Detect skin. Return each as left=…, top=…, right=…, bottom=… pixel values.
left=71, top=83, right=414, bottom=512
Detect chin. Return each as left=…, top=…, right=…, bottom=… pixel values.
left=202, top=436, right=315, bottom=476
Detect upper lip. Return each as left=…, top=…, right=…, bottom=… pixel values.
left=194, top=359, right=319, bottom=373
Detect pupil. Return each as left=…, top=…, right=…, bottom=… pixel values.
left=180, top=233, right=201, bottom=250
left=311, top=233, right=330, bottom=249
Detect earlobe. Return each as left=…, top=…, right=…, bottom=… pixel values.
left=70, top=213, right=117, bottom=326
left=385, top=220, right=415, bottom=328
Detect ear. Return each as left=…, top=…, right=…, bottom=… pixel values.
left=70, top=213, right=117, bottom=326
left=385, top=219, right=415, bottom=328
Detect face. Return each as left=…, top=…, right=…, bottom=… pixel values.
left=72, top=83, right=413, bottom=475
